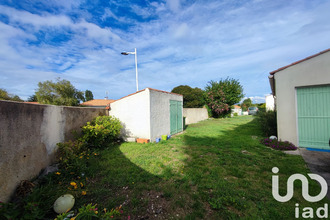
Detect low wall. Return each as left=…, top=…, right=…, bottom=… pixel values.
left=0, top=101, right=107, bottom=202
left=183, top=108, right=208, bottom=125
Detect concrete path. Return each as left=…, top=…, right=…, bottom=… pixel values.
left=298, top=148, right=330, bottom=200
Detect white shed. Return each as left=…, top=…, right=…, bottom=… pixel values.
left=269, top=48, right=330, bottom=150
left=109, top=88, right=183, bottom=142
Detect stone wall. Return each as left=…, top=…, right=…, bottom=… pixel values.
left=0, top=101, right=107, bottom=202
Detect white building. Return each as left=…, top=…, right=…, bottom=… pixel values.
left=269, top=48, right=330, bottom=150
left=265, top=94, right=275, bottom=111
left=109, top=88, right=183, bottom=142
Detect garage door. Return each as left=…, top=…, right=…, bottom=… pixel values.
left=170, top=100, right=183, bottom=135
left=297, top=85, right=330, bottom=149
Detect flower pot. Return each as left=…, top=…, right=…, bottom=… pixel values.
left=136, top=138, right=150, bottom=144
left=161, top=135, right=168, bottom=141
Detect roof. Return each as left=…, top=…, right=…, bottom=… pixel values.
left=270, top=48, right=330, bottom=75
left=113, top=87, right=183, bottom=103
left=25, top=102, right=39, bottom=104
left=233, top=105, right=241, bottom=109
left=80, top=99, right=115, bottom=106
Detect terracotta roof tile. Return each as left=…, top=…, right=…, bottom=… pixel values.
left=80, top=99, right=115, bottom=106
left=25, top=102, right=39, bottom=104
left=270, top=48, right=330, bottom=75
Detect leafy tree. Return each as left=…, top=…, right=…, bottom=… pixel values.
left=35, top=78, right=84, bottom=106
left=85, top=90, right=94, bottom=101
left=204, top=77, right=244, bottom=118
left=0, top=88, right=23, bottom=102
left=27, top=94, right=38, bottom=102
left=241, top=98, right=252, bottom=111
left=171, top=85, right=204, bottom=108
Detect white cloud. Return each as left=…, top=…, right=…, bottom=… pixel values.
left=1, top=0, right=330, bottom=101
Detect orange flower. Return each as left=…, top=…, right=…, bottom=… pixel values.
left=70, top=182, right=78, bottom=189
left=55, top=172, right=61, bottom=175
left=81, top=191, right=87, bottom=196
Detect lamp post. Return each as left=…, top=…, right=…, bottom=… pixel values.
left=121, top=48, right=139, bottom=91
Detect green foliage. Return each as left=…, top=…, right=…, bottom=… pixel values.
left=256, top=110, right=277, bottom=137
left=257, top=103, right=266, bottom=112
left=82, top=116, right=122, bottom=148
left=0, top=201, right=45, bottom=220
left=85, top=90, right=94, bottom=101
left=55, top=203, right=123, bottom=220
left=35, top=78, right=84, bottom=106
left=241, top=98, right=252, bottom=111
left=75, top=203, right=99, bottom=220
left=0, top=201, right=20, bottom=219
left=204, top=78, right=244, bottom=118
left=261, top=138, right=297, bottom=150
left=171, top=85, right=205, bottom=108
left=27, top=94, right=38, bottom=102
left=0, top=88, right=23, bottom=102
left=56, top=140, right=88, bottom=172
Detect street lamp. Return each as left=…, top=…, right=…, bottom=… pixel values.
left=121, top=48, right=139, bottom=91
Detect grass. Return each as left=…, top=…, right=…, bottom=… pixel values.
left=8, top=116, right=330, bottom=219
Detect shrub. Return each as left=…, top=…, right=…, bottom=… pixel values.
left=255, top=110, right=277, bottom=137
left=56, top=140, right=88, bottom=172
left=81, top=116, right=122, bottom=148
left=261, top=138, right=298, bottom=151
left=233, top=113, right=238, bottom=117
left=204, top=78, right=244, bottom=118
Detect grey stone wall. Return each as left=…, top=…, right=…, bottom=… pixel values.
left=0, top=101, right=107, bottom=202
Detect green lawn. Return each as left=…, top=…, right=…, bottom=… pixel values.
left=16, top=116, right=330, bottom=219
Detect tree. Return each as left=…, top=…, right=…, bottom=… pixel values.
left=27, top=94, right=38, bottom=102
left=241, top=98, right=252, bottom=111
left=171, top=85, right=204, bottom=108
left=35, top=78, right=84, bottom=106
left=0, top=88, right=23, bottom=102
left=204, top=77, right=244, bottom=118
left=85, top=90, right=94, bottom=101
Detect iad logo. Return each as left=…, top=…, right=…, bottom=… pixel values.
left=272, top=167, right=329, bottom=218
left=272, top=167, right=328, bottom=202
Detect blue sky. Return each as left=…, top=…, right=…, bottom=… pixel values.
left=1, top=0, right=330, bottom=102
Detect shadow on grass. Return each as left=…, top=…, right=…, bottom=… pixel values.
left=24, top=117, right=329, bottom=219
left=180, top=117, right=330, bottom=219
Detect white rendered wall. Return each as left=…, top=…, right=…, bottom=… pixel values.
left=109, top=89, right=151, bottom=139
left=274, top=51, right=330, bottom=146
left=149, top=89, right=183, bottom=142
left=183, top=108, right=209, bottom=124
left=265, top=95, right=275, bottom=111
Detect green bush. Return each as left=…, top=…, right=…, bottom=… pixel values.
left=81, top=116, right=122, bottom=148
left=56, top=140, right=88, bottom=172
left=255, top=110, right=277, bottom=137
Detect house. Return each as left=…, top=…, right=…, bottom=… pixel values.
left=269, top=48, right=330, bottom=150
left=232, top=105, right=242, bottom=115
left=109, top=88, right=183, bottom=142
left=265, top=94, right=275, bottom=111
left=80, top=99, right=115, bottom=108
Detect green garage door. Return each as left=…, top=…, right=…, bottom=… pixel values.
left=297, top=85, right=330, bottom=149
left=170, top=100, right=183, bottom=135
